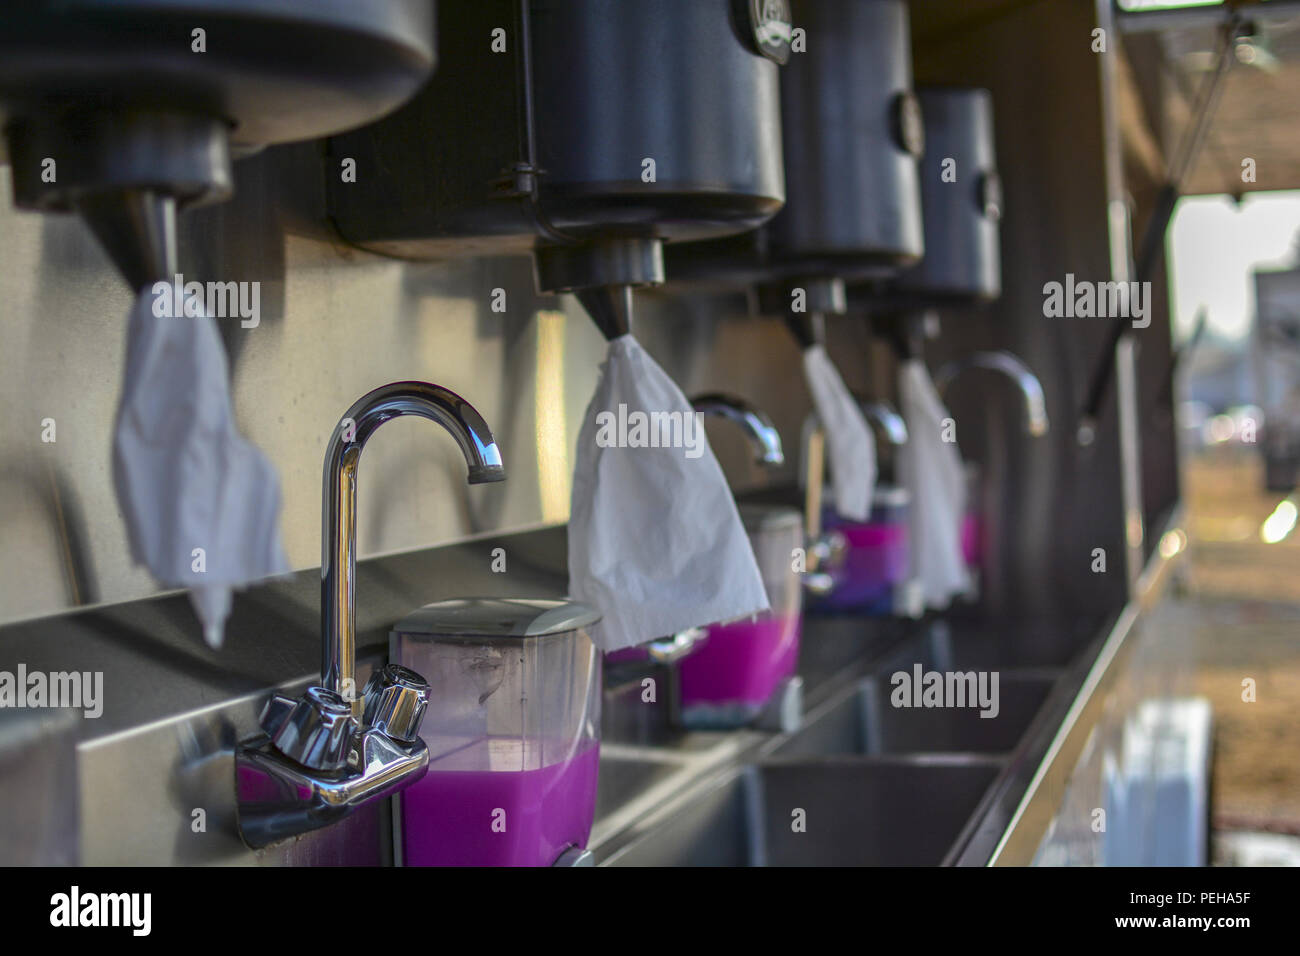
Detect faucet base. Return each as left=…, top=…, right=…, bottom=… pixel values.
left=235, top=694, right=429, bottom=849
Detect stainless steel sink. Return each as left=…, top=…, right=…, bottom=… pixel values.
left=594, top=754, right=689, bottom=820
left=774, top=673, right=1055, bottom=757
left=797, top=616, right=909, bottom=691
left=926, top=616, right=1099, bottom=669
left=590, top=614, right=1090, bottom=867
left=598, top=755, right=1004, bottom=866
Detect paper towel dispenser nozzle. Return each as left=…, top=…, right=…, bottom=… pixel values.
left=0, top=1, right=437, bottom=288
left=5, top=108, right=229, bottom=289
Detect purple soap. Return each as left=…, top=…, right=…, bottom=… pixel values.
left=401, top=738, right=600, bottom=867
left=961, top=514, right=982, bottom=567
left=679, top=610, right=801, bottom=722
left=815, top=518, right=910, bottom=611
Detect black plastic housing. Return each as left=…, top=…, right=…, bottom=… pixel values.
left=0, top=0, right=436, bottom=166
left=665, top=0, right=924, bottom=295
left=0, top=0, right=436, bottom=287
left=883, top=87, right=1003, bottom=307
left=327, top=0, right=787, bottom=290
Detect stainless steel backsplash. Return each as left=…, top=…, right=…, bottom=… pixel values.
left=0, top=142, right=812, bottom=631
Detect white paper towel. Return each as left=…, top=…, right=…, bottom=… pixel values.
left=568, top=335, right=770, bottom=652
left=898, top=359, right=971, bottom=608
left=113, top=288, right=289, bottom=648
left=802, top=344, right=875, bottom=521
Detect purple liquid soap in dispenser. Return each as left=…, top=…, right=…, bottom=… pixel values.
left=811, top=486, right=916, bottom=616
left=679, top=505, right=805, bottom=728
left=390, top=598, right=602, bottom=867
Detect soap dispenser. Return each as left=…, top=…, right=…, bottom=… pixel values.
left=676, top=394, right=806, bottom=730
left=678, top=505, right=806, bottom=730
left=390, top=598, right=602, bottom=867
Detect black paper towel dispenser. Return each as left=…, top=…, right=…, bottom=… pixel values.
left=327, top=0, right=787, bottom=299
left=862, top=86, right=1003, bottom=310
left=0, top=0, right=437, bottom=288
left=665, top=0, right=924, bottom=309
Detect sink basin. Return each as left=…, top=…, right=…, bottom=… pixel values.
left=797, top=616, right=907, bottom=691
left=601, top=663, right=753, bottom=750
left=594, top=753, right=689, bottom=820
left=768, top=619, right=1066, bottom=758
left=775, top=673, right=1054, bottom=757
left=927, top=616, right=1100, bottom=669
left=599, top=755, right=1003, bottom=866
left=589, top=613, right=1089, bottom=866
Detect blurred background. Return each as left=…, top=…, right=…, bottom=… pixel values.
left=1168, top=187, right=1300, bottom=865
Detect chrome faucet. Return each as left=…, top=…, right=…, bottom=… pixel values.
left=934, top=351, right=1050, bottom=437
left=800, top=399, right=907, bottom=457
left=858, top=399, right=909, bottom=446
left=690, top=393, right=842, bottom=595
left=321, top=382, right=506, bottom=711
left=236, top=381, right=506, bottom=848
left=691, top=392, right=785, bottom=466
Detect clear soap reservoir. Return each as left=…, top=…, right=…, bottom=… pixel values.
left=389, top=598, right=602, bottom=867
left=679, top=505, right=804, bottom=727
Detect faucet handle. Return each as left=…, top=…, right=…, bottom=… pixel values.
left=361, top=664, right=429, bottom=744
left=807, top=529, right=847, bottom=572
left=269, top=686, right=354, bottom=772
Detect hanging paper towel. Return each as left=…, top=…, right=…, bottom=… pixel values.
left=113, top=288, right=289, bottom=648
left=802, top=344, right=875, bottom=521
left=898, top=358, right=971, bottom=608
left=568, top=335, right=770, bottom=652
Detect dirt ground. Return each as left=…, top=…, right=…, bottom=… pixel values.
left=1181, top=446, right=1300, bottom=840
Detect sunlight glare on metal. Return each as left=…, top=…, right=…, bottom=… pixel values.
left=1260, top=498, right=1298, bottom=545
left=1117, top=0, right=1223, bottom=10
left=1159, top=528, right=1188, bottom=559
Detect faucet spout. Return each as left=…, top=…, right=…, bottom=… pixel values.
left=321, top=381, right=505, bottom=711
left=935, top=351, right=1050, bottom=437
left=858, top=400, right=909, bottom=446
left=691, top=393, right=784, bottom=466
